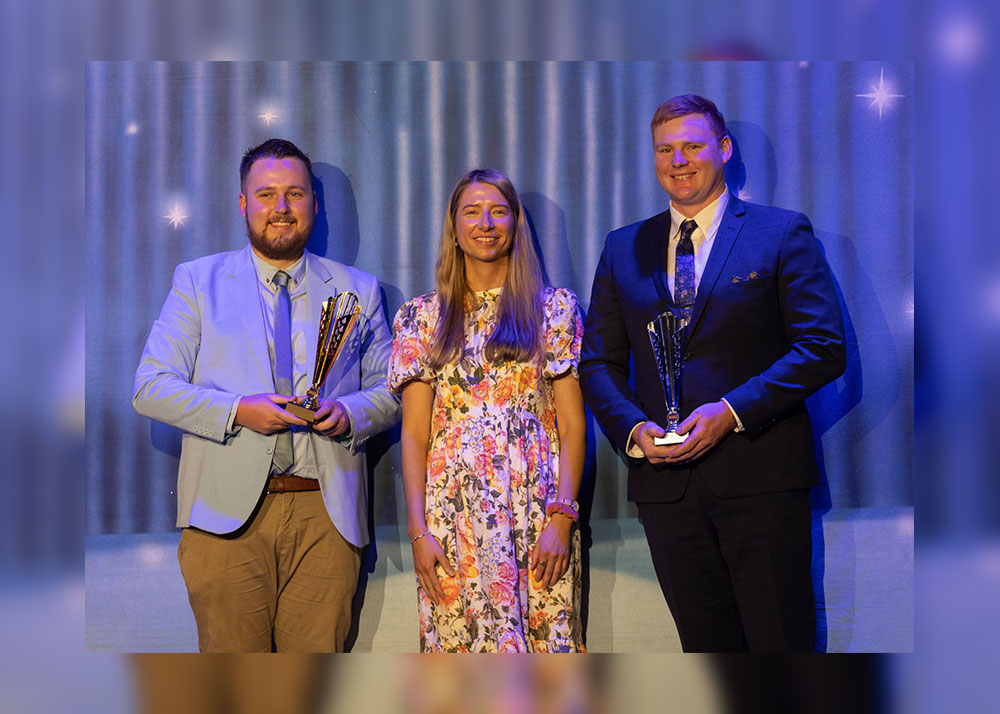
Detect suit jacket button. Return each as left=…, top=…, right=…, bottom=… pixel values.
left=266, top=446, right=273, bottom=454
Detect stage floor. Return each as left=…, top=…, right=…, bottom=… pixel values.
left=86, top=508, right=912, bottom=652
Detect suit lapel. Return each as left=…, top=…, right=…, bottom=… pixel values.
left=641, top=210, right=675, bottom=310
left=225, top=244, right=274, bottom=389
left=685, top=195, right=746, bottom=344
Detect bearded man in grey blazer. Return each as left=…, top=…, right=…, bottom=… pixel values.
left=134, top=138, right=400, bottom=652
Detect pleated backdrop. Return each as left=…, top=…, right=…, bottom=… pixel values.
left=86, top=61, right=912, bottom=534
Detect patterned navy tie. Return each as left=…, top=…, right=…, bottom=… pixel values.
left=674, top=219, right=698, bottom=321
left=271, top=270, right=294, bottom=474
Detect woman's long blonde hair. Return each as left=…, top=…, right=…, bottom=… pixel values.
left=427, top=168, right=546, bottom=371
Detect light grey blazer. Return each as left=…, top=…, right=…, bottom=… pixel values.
left=133, top=244, right=400, bottom=546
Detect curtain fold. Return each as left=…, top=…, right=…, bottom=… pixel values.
left=86, top=61, right=912, bottom=534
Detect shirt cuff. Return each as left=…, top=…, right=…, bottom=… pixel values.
left=625, top=421, right=646, bottom=458
left=721, top=398, right=745, bottom=432
left=225, top=396, right=243, bottom=435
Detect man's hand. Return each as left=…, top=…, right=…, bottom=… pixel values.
left=660, top=401, right=736, bottom=464
left=311, top=398, right=351, bottom=437
left=234, top=393, right=307, bottom=434
left=633, top=421, right=677, bottom=464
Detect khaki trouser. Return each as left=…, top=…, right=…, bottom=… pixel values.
left=178, top=490, right=361, bottom=653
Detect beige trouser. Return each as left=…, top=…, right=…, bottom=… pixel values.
left=178, top=490, right=361, bottom=653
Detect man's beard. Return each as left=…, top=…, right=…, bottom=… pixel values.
left=246, top=218, right=311, bottom=262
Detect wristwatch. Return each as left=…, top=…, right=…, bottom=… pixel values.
left=549, top=498, right=579, bottom=513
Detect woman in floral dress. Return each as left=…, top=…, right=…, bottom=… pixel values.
left=388, top=168, right=586, bottom=652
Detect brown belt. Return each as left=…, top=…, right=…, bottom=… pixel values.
left=267, top=475, right=321, bottom=493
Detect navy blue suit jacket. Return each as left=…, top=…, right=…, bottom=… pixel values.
left=580, top=196, right=846, bottom=503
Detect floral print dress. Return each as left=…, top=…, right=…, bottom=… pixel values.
left=388, top=286, right=585, bottom=652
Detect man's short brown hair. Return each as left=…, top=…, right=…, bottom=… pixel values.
left=240, top=138, right=313, bottom=193
left=650, top=94, right=727, bottom=140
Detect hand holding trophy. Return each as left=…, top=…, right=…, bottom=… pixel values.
left=647, top=309, right=689, bottom=445
left=286, top=292, right=361, bottom=423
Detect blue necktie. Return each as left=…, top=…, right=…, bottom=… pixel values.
left=674, top=219, right=697, bottom=321
left=271, top=270, right=294, bottom=474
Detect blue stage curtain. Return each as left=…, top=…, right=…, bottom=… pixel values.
left=86, top=61, right=912, bottom=534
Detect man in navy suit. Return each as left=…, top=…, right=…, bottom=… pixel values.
left=580, top=94, right=846, bottom=652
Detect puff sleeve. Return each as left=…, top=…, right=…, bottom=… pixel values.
left=542, top=288, right=583, bottom=379
left=388, top=295, right=437, bottom=392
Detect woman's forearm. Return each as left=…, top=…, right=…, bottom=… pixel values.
left=553, top=374, right=586, bottom=502
left=400, top=381, right=434, bottom=537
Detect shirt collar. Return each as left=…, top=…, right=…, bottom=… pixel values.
left=669, top=189, right=729, bottom=241
left=250, top=248, right=307, bottom=291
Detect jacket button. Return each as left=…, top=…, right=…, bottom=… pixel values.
left=266, top=446, right=273, bottom=454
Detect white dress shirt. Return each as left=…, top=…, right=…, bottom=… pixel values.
left=225, top=249, right=325, bottom=479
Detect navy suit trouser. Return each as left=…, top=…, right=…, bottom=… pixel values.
left=637, top=472, right=815, bottom=653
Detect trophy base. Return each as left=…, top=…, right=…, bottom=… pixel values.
left=285, top=401, right=317, bottom=423
left=653, top=431, right=688, bottom=446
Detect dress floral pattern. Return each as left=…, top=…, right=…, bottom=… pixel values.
left=388, top=287, right=585, bottom=653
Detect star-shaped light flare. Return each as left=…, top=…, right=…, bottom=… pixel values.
left=259, top=108, right=279, bottom=126
left=164, top=203, right=188, bottom=229
left=856, top=67, right=905, bottom=120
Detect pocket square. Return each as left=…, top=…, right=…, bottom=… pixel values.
left=730, top=271, right=765, bottom=283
